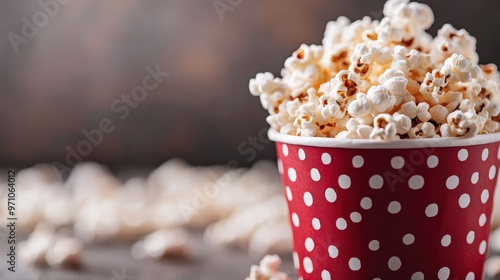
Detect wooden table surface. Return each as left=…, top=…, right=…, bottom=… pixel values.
left=4, top=231, right=500, bottom=280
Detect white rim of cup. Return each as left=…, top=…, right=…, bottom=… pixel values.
left=268, top=129, right=500, bottom=149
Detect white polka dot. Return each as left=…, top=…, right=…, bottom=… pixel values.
left=388, top=201, right=401, bottom=214
left=425, top=204, right=438, bottom=217
left=368, top=240, right=379, bottom=251
left=298, top=148, right=306, bottom=160
left=277, top=159, right=283, bottom=174
left=291, top=213, right=300, bottom=227
left=441, top=234, right=451, bottom=247
left=305, top=238, right=315, bottom=252
left=282, top=144, right=289, bottom=156
left=471, top=172, right=479, bottom=184
left=373, top=278, right=381, bottom=280
left=303, top=257, right=313, bottom=274
left=322, top=153, right=332, bottom=165
left=408, top=175, right=425, bottom=190
left=467, top=231, right=475, bottom=244
left=303, top=192, right=313, bottom=207
left=479, top=240, right=487, bottom=255
left=459, top=193, right=471, bottom=208
left=321, top=270, right=331, bottom=280
left=403, top=234, right=415, bottom=245
left=446, top=175, right=459, bottom=190
left=479, top=213, right=487, bottom=227
left=427, top=155, right=439, bottom=168
left=325, top=188, right=337, bottom=203
left=411, top=272, right=424, bottom=280
left=293, top=251, right=299, bottom=269
left=350, top=212, right=362, bottom=223
left=369, top=175, right=384, bottom=189
left=285, top=186, right=292, bottom=201
left=498, top=146, right=500, bottom=159
left=288, top=168, right=297, bottom=182
left=466, top=272, right=475, bottom=280
left=388, top=256, right=401, bottom=271
left=438, top=267, right=450, bottom=280
left=336, top=218, right=347, bottom=230
left=391, top=156, right=405, bottom=169
left=352, top=155, right=364, bottom=168
left=312, top=218, right=321, bottom=230
left=328, top=245, right=338, bottom=258
left=310, top=168, right=321, bottom=181
left=348, top=258, right=361, bottom=271
left=481, top=189, right=490, bottom=204
left=458, top=149, right=468, bottom=161
left=482, top=148, right=489, bottom=161
left=360, top=197, right=372, bottom=210
left=490, top=165, right=497, bottom=180
left=338, top=175, right=351, bottom=189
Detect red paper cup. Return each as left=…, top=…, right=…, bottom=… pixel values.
left=269, top=129, right=500, bottom=280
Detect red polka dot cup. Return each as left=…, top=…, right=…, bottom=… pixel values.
left=269, top=130, right=500, bottom=280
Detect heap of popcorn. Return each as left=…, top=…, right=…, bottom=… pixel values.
left=249, top=0, right=500, bottom=139
left=2, top=160, right=290, bottom=269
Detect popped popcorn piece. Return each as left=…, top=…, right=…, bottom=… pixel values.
left=45, top=237, right=82, bottom=267
left=370, top=114, right=399, bottom=140
left=392, top=112, right=412, bottom=134
left=399, top=101, right=431, bottom=122
left=245, top=255, right=290, bottom=280
left=431, top=24, right=479, bottom=65
left=378, top=69, right=411, bottom=105
left=248, top=220, right=292, bottom=258
left=283, top=44, right=327, bottom=90
left=366, top=85, right=396, bottom=113
left=408, top=122, right=437, bottom=139
left=429, top=104, right=449, bottom=124
left=441, top=110, right=480, bottom=137
left=294, top=103, right=322, bottom=137
left=444, top=54, right=481, bottom=83
left=19, top=223, right=55, bottom=266
left=131, top=229, right=190, bottom=259
left=485, top=256, right=500, bottom=278
left=204, top=196, right=287, bottom=249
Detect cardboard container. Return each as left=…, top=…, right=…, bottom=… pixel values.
left=269, top=129, right=500, bottom=280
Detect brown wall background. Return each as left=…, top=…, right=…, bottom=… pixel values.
left=1, top=0, right=499, bottom=169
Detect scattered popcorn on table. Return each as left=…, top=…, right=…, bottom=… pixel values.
left=14, top=159, right=291, bottom=268
left=249, top=0, right=500, bottom=139
left=19, top=223, right=83, bottom=268
left=245, top=255, right=290, bottom=280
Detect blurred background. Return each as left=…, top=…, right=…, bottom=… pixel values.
left=1, top=0, right=500, bottom=170
left=1, top=1, right=500, bottom=280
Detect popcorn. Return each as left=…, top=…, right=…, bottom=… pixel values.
left=408, top=122, right=437, bottom=139
left=370, top=114, right=399, bottom=140
left=45, top=237, right=82, bottom=267
left=249, top=0, right=500, bottom=139
left=429, top=104, right=449, bottom=124
left=283, top=44, right=327, bottom=89
left=19, top=223, right=82, bottom=268
left=431, top=24, right=479, bottom=65
left=399, top=101, right=431, bottom=122
left=131, top=229, right=190, bottom=259
left=441, top=110, right=480, bottom=137
left=245, top=255, right=290, bottom=280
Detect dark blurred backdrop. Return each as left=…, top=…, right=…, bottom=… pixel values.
left=1, top=0, right=499, bottom=169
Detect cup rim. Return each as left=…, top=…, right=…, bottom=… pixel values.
left=268, top=129, right=500, bottom=149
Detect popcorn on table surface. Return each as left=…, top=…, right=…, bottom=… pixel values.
left=249, top=0, right=500, bottom=139
left=245, top=255, right=290, bottom=280
left=4, top=160, right=290, bottom=268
